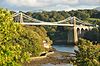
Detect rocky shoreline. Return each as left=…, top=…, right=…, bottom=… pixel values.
left=23, top=51, right=75, bottom=66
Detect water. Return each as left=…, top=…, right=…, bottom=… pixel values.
left=42, top=44, right=77, bottom=66
left=53, top=44, right=78, bottom=53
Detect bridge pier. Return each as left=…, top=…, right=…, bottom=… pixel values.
left=73, top=17, right=78, bottom=44
left=67, top=17, right=78, bottom=45
left=20, top=12, right=23, bottom=23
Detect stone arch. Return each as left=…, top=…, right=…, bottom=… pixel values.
left=80, top=28, right=86, bottom=38
left=77, top=28, right=80, bottom=31
left=81, top=28, right=85, bottom=31
left=89, top=27, right=94, bottom=31
left=85, top=29, right=88, bottom=31
left=77, top=28, right=81, bottom=34
left=84, top=27, right=89, bottom=31
left=81, top=28, right=86, bottom=30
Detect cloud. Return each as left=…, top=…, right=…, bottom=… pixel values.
left=6, top=0, right=79, bottom=7
left=80, top=0, right=100, bottom=5
left=62, top=0, right=79, bottom=4
left=0, top=0, right=100, bottom=11
left=43, top=4, right=77, bottom=11
left=5, top=0, right=100, bottom=7
left=6, top=0, right=49, bottom=7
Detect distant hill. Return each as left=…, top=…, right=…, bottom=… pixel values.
left=95, top=7, right=100, bottom=11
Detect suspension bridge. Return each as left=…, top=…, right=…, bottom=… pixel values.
left=13, top=12, right=99, bottom=44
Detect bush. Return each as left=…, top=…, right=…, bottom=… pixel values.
left=74, top=38, right=100, bottom=66
left=0, top=8, right=50, bottom=66
left=0, top=8, right=30, bottom=66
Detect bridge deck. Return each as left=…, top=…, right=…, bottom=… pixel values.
left=21, top=23, right=74, bottom=26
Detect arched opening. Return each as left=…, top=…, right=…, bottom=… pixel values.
left=85, top=29, right=88, bottom=31
left=77, top=28, right=81, bottom=38
left=80, top=28, right=85, bottom=38
left=77, top=28, right=81, bottom=34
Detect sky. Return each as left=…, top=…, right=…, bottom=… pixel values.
left=0, top=0, right=100, bottom=11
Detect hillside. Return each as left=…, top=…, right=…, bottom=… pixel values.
left=95, top=7, right=100, bottom=11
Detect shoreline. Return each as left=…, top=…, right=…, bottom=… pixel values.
left=23, top=51, right=75, bottom=66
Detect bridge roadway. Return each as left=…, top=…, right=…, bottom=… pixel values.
left=21, top=22, right=74, bottom=26
left=21, top=22, right=94, bottom=30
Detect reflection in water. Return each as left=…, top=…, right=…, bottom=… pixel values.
left=53, top=45, right=78, bottom=53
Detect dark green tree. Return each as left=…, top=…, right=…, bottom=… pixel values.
left=74, top=38, right=100, bottom=66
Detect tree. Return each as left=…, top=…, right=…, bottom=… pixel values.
left=0, top=8, right=49, bottom=66
left=25, top=12, right=33, bottom=17
left=0, top=8, right=30, bottom=66
left=74, top=38, right=100, bottom=66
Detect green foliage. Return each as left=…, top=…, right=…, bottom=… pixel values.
left=91, top=11, right=100, bottom=18
left=75, top=11, right=90, bottom=20
left=68, top=10, right=90, bottom=20
left=0, top=8, right=52, bottom=66
left=22, top=26, right=45, bottom=56
left=24, top=26, right=52, bottom=52
left=29, top=11, right=70, bottom=22
left=74, top=38, right=100, bottom=66
left=24, top=9, right=100, bottom=24
left=24, top=26, right=52, bottom=43
left=0, top=8, right=30, bottom=66
left=78, top=38, right=92, bottom=45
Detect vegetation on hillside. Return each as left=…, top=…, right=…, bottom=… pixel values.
left=74, top=38, right=100, bottom=66
left=0, top=8, right=52, bottom=66
left=23, top=9, right=100, bottom=22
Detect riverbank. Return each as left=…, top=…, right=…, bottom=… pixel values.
left=23, top=51, right=75, bottom=66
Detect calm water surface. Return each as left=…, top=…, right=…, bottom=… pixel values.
left=53, top=44, right=78, bottom=53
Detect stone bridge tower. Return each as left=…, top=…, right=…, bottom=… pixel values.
left=67, top=17, right=78, bottom=45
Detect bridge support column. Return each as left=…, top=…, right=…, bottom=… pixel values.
left=20, top=12, right=23, bottom=23
left=67, top=17, right=78, bottom=45
left=73, top=17, right=78, bottom=44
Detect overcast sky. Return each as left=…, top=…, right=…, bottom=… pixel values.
left=0, top=0, right=100, bottom=11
